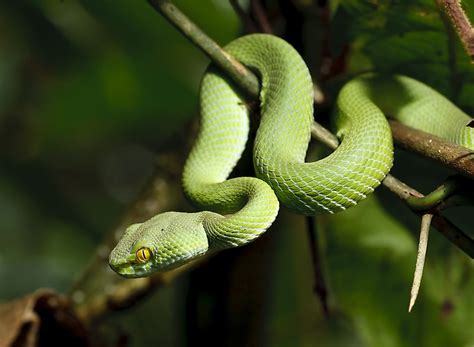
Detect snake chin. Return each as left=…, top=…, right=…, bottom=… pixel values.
left=109, top=259, right=154, bottom=278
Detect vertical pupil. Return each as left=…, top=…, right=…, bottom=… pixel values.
left=136, top=248, right=149, bottom=262
left=137, top=248, right=149, bottom=262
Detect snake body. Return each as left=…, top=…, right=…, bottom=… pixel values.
left=109, top=34, right=473, bottom=277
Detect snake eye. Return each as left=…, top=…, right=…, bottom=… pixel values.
left=135, top=247, right=152, bottom=263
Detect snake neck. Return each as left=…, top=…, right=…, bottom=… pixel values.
left=184, top=178, right=279, bottom=250
left=181, top=39, right=282, bottom=251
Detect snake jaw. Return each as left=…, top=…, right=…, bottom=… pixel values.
left=109, top=257, right=155, bottom=278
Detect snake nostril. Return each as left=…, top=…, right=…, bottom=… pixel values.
left=467, top=120, right=474, bottom=128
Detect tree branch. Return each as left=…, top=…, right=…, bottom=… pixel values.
left=441, top=0, right=474, bottom=61
left=390, top=120, right=474, bottom=180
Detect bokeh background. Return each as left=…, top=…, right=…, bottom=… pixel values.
left=0, top=0, right=473, bottom=346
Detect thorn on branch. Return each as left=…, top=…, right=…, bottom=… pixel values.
left=409, top=213, right=433, bottom=312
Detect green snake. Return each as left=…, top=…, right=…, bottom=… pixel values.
left=109, top=34, right=473, bottom=278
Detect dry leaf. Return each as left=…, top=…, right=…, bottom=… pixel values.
left=0, top=289, right=88, bottom=347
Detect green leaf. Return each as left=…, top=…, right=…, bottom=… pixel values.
left=333, top=0, right=474, bottom=111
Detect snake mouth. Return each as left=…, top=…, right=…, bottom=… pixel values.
left=109, top=260, right=154, bottom=278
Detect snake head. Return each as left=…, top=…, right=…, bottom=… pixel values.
left=109, top=212, right=209, bottom=278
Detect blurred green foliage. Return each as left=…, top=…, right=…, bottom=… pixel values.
left=0, top=0, right=473, bottom=346
left=0, top=0, right=238, bottom=298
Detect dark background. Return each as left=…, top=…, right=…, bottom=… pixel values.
left=0, top=0, right=473, bottom=346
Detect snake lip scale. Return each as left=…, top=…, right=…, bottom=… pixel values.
left=109, top=34, right=474, bottom=278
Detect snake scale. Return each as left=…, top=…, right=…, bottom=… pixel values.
left=109, top=34, right=473, bottom=277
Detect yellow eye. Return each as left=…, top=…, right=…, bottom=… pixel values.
left=135, top=247, right=152, bottom=263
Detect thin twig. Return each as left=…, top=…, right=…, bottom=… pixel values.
left=441, top=0, right=474, bottom=61
left=438, top=0, right=462, bottom=101
left=431, top=215, right=474, bottom=258
left=305, top=216, right=330, bottom=317
left=409, top=213, right=433, bottom=312
left=145, top=0, right=474, bottom=257
left=148, top=0, right=260, bottom=97
left=229, top=0, right=257, bottom=33
left=251, top=0, right=273, bottom=34
left=310, top=122, right=339, bottom=149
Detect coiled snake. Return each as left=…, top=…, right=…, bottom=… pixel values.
left=109, top=34, right=473, bottom=278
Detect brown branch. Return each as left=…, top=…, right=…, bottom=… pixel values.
left=390, top=120, right=474, bottom=180
left=438, top=0, right=462, bottom=100
left=442, top=0, right=474, bottom=61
